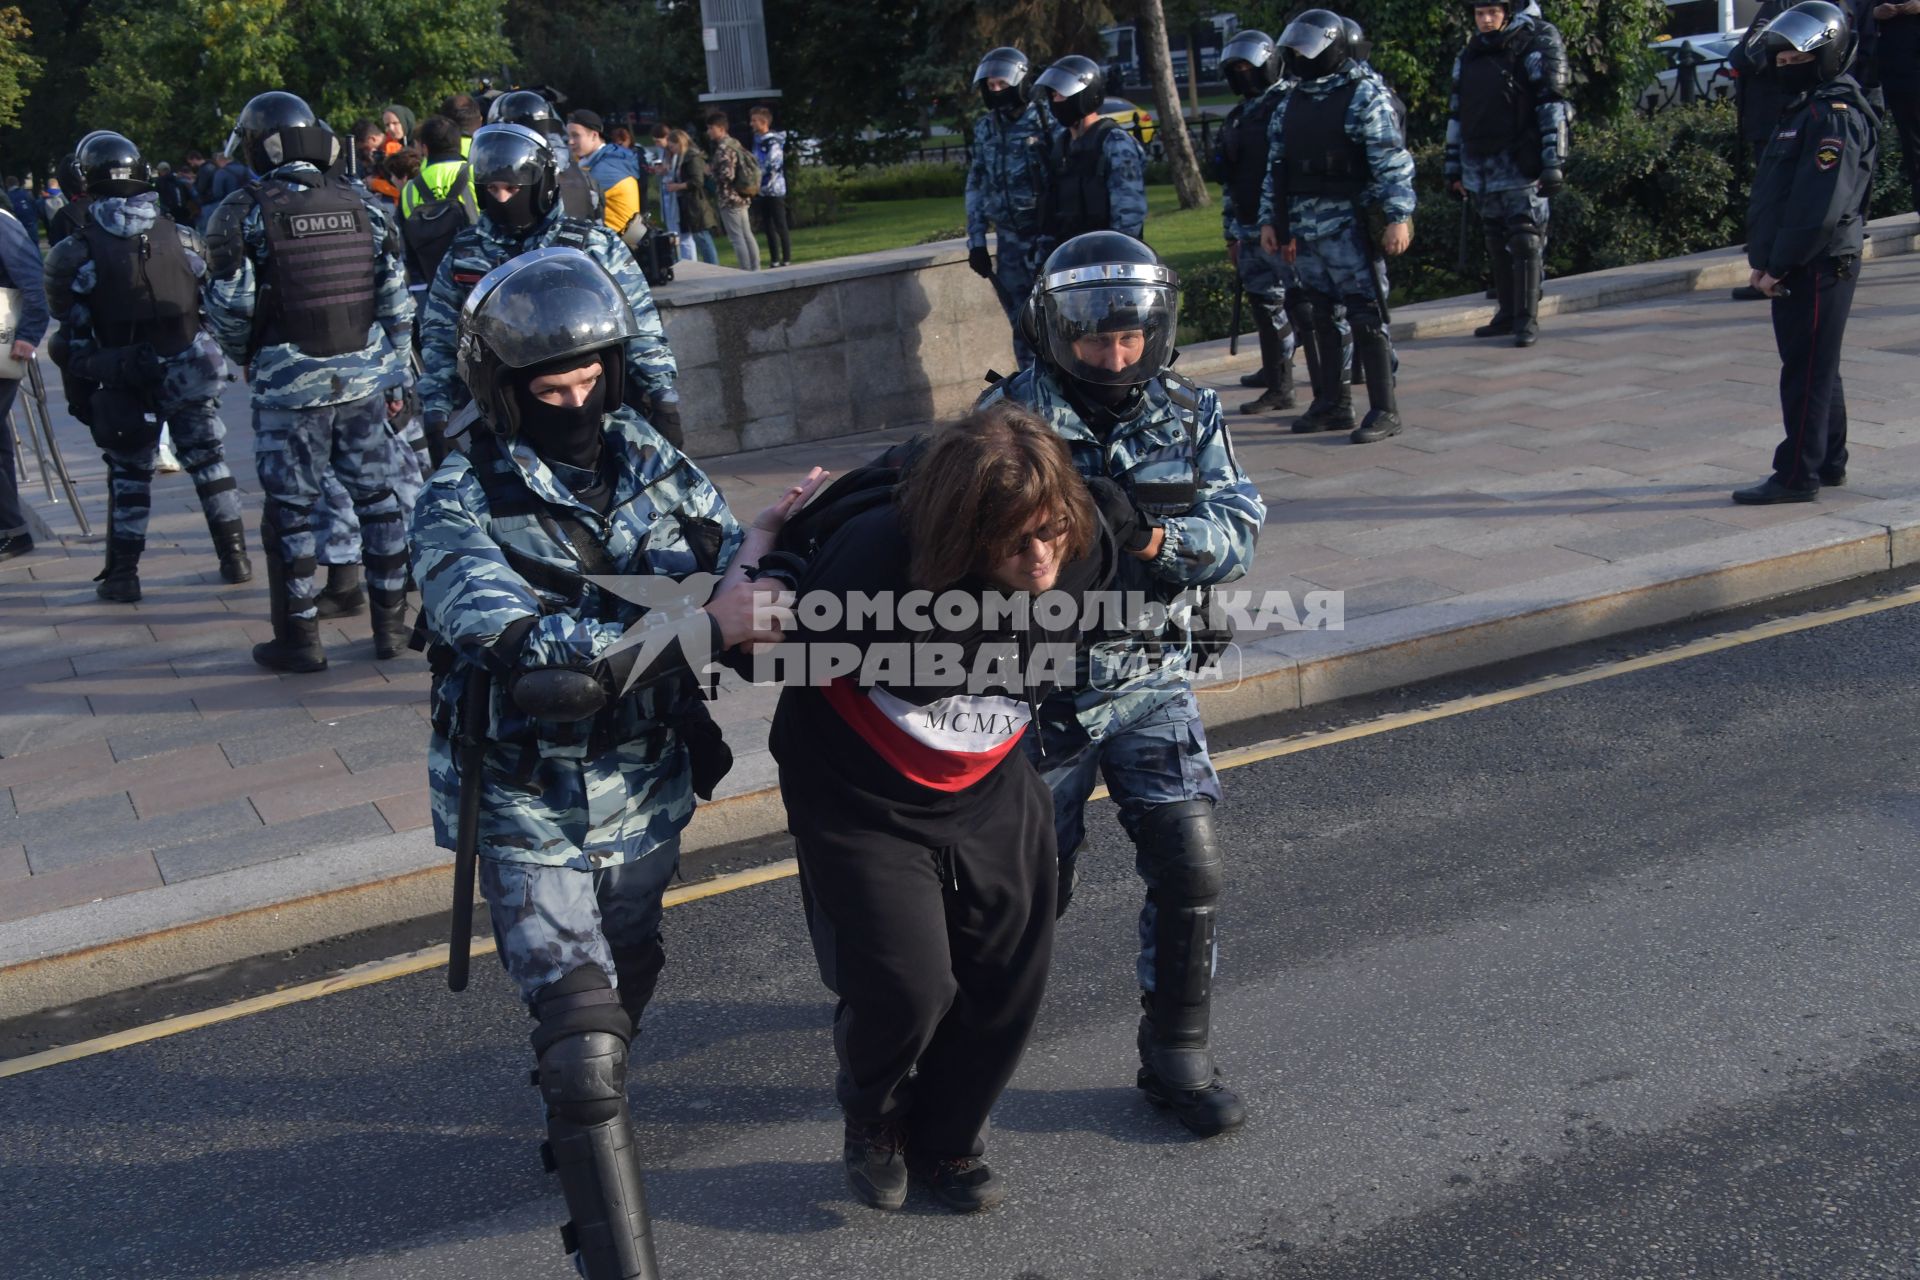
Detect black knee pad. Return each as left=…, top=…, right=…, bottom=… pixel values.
left=1134, top=799, right=1224, bottom=906
left=1506, top=226, right=1543, bottom=259
left=1344, top=297, right=1386, bottom=341
left=531, top=963, right=632, bottom=1057
left=538, top=1028, right=630, bottom=1128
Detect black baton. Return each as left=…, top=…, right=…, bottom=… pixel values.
left=447, top=668, right=492, bottom=993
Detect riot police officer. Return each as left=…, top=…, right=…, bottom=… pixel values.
left=488, top=89, right=602, bottom=222
left=44, top=130, right=252, bottom=602
left=418, top=123, right=682, bottom=452
left=982, top=232, right=1266, bottom=1138
left=1034, top=55, right=1149, bottom=258
left=47, top=154, right=90, bottom=246
left=204, top=91, right=416, bottom=672
left=1445, top=0, right=1572, bottom=346
left=1732, top=0, right=1880, bottom=504
left=1215, top=29, right=1302, bottom=415
left=1259, top=11, right=1416, bottom=443
left=965, top=47, right=1054, bottom=370
left=412, top=248, right=802, bottom=1280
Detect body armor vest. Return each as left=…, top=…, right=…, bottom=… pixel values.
left=1044, top=120, right=1116, bottom=241
left=252, top=177, right=378, bottom=358
left=81, top=218, right=201, bottom=357
left=1281, top=79, right=1367, bottom=198
left=558, top=165, right=600, bottom=221
left=1459, top=38, right=1539, bottom=170
left=1221, top=93, right=1284, bottom=224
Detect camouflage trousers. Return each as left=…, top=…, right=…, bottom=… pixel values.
left=103, top=395, right=242, bottom=544
left=1235, top=237, right=1301, bottom=365
left=252, top=394, right=407, bottom=620
left=313, top=414, right=429, bottom=568
left=480, top=843, right=682, bottom=1005
left=1470, top=185, right=1550, bottom=237
left=1293, top=223, right=1399, bottom=377
left=1023, top=687, right=1225, bottom=991
left=989, top=227, right=1041, bottom=370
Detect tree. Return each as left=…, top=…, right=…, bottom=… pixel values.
left=1133, top=0, right=1209, bottom=208
left=0, top=6, right=39, bottom=133
left=80, top=0, right=512, bottom=162
left=506, top=0, right=705, bottom=124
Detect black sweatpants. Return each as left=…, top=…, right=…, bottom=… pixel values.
left=789, top=763, right=1057, bottom=1160
left=1770, top=255, right=1857, bottom=489
left=755, top=194, right=790, bottom=262
left=1885, top=90, right=1920, bottom=216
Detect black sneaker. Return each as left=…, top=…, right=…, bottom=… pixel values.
left=907, top=1152, right=1006, bottom=1213
left=843, top=1121, right=907, bottom=1211
left=0, top=531, right=33, bottom=564
left=1731, top=476, right=1819, bottom=506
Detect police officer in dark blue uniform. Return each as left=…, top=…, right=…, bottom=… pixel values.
left=1732, top=0, right=1881, bottom=505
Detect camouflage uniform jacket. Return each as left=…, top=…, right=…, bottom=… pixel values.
left=43, top=193, right=227, bottom=398
left=203, top=162, right=414, bottom=408
left=1442, top=13, right=1573, bottom=194
left=965, top=102, right=1055, bottom=247
left=418, top=207, right=675, bottom=422
left=980, top=362, right=1265, bottom=733
left=412, top=407, right=746, bottom=869
left=1258, top=62, right=1416, bottom=243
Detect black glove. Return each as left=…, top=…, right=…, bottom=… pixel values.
left=968, top=245, right=994, bottom=279
left=1085, top=476, right=1155, bottom=555
left=1537, top=168, right=1565, bottom=199
left=423, top=410, right=451, bottom=467
left=648, top=391, right=685, bottom=448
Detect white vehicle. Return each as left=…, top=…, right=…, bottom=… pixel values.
left=1640, top=31, right=1744, bottom=111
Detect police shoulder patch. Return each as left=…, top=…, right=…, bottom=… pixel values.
left=1816, top=138, right=1843, bottom=170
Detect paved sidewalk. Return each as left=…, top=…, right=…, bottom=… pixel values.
left=7, top=226, right=1920, bottom=1015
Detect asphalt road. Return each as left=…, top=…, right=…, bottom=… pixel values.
left=6, top=599, right=1920, bottom=1279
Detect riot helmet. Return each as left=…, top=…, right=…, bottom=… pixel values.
left=228, top=91, right=341, bottom=174
left=488, top=89, right=565, bottom=136
left=974, top=47, right=1032, bottom=113
left=1220, top=30, right=1281, bottom=98
left=1278, top=10, right=1353, bottom=81
left=56, top=153, right=84, bottom=196
left=76, top=131, right=150, bottom=197
left=469, top=123, right=560, bottom=232
left=457, top=248, right=639, bottom=439
left=1036, top=55, right=1106, bottom=129
left=1755, top=0, right=1856, bottom=85
left=1342, top=17, right=1373, bottom=65
left=1032, top=232, right=1179, bottom=388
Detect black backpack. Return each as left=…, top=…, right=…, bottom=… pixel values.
left=751, top=443, right=921, bottom=588
left=400, top=166, right=477, bottom=285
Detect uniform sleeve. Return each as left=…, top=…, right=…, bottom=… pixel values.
left=417, top=247, right=467, bottom=419
left=1443, top=55, right=1466, bottom=182
left=1259, top=98, right=1288, bottom=234
left=1762, top=102, right=1875, bottom=277
left=1524, top=28, right=1574, bottom=171
left=1218, top=105, right=1241, bottom=235
left=593, top=229, right=676, bottom=396
left=1149, top=392, right=1266, bottom=587
left=966, top=117, right=991, bottom=247
left=369, top=201, right=415, bottom=361
left=1356, top=83, right=1418, bottom=224
left=201, top=212, right=261, bottom=366
left=412, top=462, right=630, bottom=671
left=1107, top=131, right=1148, bottom=240
left=38, top=232, right=84, bottom=334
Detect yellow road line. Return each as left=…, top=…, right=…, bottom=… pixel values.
left=7, top=583, right=1919, bottom=1080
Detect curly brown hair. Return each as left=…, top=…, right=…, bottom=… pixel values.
left=896, top=401, right=1096, bottom=590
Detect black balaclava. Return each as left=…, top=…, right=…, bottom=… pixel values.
left=1050, top=97, right=1089, bottom=130
left=513, top=351, right=609, bottom=472
left=482, top=184, right=541, bottom=234
left=1773, top=59, right=1823, bottom=97
left=1061, top=372, right=1145, bottom=436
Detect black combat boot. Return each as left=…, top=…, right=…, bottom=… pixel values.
left=94, top=537, right=144, bottom=603
left=1138, top=993, right=1247, bottom=1138
left=1474, top=229, right=1516, bottom=338
left=252, top=520, right=327, bottom=673
left=1350, top=319, right=1404, bottom=444
left=1292, top=308, right=1354, bottom=434
left=313, top=563, right=366, bottom=618
left=369, top=586, right=411, bottom=660
left=1511, top=231, right=1544, bottom=348
left=1238, top=314, right=1295, bottom=414
left=207, top=517, right=253, bottom=584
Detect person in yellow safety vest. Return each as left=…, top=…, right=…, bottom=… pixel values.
left=566, top=109, right=643, bottom=236
left=399, top=116, right=479, bottom=221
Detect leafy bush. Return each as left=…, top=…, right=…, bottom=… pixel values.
left=839, top=160, right=968, bottom=202
left=786, top=165, right=849, bottom=229
left=1175, top=260, right=1241, bottom=348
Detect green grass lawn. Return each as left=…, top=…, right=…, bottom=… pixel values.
left=715, top=183, right=1230, bottom=274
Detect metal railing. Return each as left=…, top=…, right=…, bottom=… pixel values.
left=1640, top=47, right=1738, bottom=116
